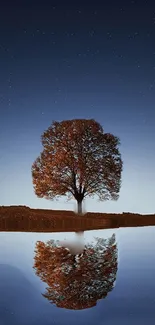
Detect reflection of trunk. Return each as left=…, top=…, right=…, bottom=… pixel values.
left=77, top=200, right=82, bottom=215
left=73, top=255, right=76, bottom=268
left=74, top=231, right=85, bottom=260
left=75, top=231, right=84, bottom=236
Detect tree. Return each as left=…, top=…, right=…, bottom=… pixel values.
left=31, top=119, right=123, bottom=214
left=33, top=234, right=118, bottom=310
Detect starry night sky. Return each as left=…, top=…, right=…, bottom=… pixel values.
left=0, top=1, right=155, bottom=213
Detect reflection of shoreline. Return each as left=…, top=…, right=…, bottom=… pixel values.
left=0, top=206, right=155, bottom=232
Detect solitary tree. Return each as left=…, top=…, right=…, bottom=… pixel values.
left=32, top=119, right=123, bottom=214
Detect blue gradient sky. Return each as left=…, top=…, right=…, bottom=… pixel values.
left=0, top=1, right=155, bottom=213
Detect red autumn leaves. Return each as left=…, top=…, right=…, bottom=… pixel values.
left=32, top=119, right=123, bottom=212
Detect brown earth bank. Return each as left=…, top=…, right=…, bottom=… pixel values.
left=0, top=205, right=155, bottom=232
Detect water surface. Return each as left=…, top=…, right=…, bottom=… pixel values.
left=0, top=226, right=155, bottom=324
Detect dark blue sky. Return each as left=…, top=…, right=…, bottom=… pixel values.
left=0, top=1, right=155, bottom=213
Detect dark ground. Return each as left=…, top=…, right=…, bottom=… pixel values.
left=0, top=206, right=155, bottom=232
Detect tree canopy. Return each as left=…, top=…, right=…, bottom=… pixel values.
left=32, top=119, right=123, bottom=213
left=33, top=234, right=118, bottom=310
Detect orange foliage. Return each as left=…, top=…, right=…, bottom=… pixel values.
left=31, top=119, right=123, bottom=209
left=33, top=234, right=118, bottom=310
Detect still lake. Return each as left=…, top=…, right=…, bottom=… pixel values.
left=0, top=226, right=155, bottom=325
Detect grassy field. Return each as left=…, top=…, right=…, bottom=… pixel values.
left=0, top=205, right=155, bottom=232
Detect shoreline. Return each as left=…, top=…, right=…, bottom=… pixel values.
left=0, top=205, right=155, bottom=232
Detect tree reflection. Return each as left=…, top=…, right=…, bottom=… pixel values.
left=33, top=234, right=118, bottom=310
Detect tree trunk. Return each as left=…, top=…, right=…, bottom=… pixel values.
left=77, top=200, right=82, bottom=215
